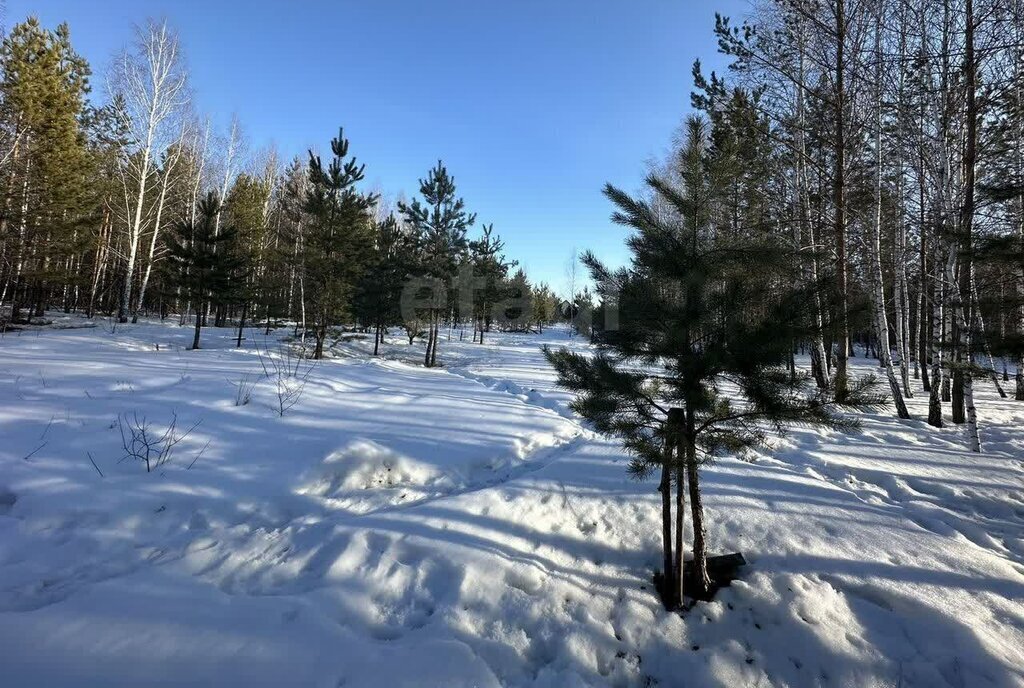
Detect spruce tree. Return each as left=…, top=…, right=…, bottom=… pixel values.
left=545, top=118, right=883, bottom=608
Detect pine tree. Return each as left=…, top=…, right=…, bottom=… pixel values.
left=224, top=171, right=274, bottom=345
left=356, top=213, right=413, bottom=356
left=166, top=193, right=244, bottom=350
left=468, top=223, right=512, bottom=344
left=399, top=161, right=474, bottom=366
left=81, top=98, right=129, bottom=318
left=545, top=118, right=883, bottom=608
left=498, top=268, right=531, bottom=332
left=276, top=156, right=310, bottom=334
left=0, top=18, right=94, bottom=322
left=531, top=283, right=556, bottom=333
left=303, top=128, right=378, bottom=359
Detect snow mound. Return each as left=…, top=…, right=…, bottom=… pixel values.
left=299, top=440, right=459, bottom=513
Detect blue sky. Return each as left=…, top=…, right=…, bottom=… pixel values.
left=10, top=0, right=746, bottom=295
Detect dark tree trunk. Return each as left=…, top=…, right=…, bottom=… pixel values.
left=810, top=342, right=828, bottom=389
left=920, top=293, right=931, bottom=392
left=424, top=311, right=435, bottom=367
left=685, top=449, right=712, bottom=597
left=117, top=279, right=128, bottom=323
left=430, top=319, right=440, bottom=366
left=314, top=317, right=327, bottom=359
left=236, top=302, right=247, bottom=348
left=833, top=0, right=849, bottom=401
left=952, top=369, right=965, bottom=424
left=684, top=405, right=711, bottom=599
left=670, top=410, right=685, bottom=607
left=658, top=441, right=677, bottom=611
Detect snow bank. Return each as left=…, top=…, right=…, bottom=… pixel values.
left=299, top=439, right=458, bottom=513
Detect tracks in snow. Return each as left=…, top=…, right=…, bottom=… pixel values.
left=444, top=361, right=580, bottom=424
left=766, top=428, right=1024, bottom=571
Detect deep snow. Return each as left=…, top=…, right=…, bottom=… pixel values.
left=0, top=316, right=1022, bottom=687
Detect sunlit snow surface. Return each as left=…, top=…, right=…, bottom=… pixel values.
left=1, top=316, right=1022, bottom=687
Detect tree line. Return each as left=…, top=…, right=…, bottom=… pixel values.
left=0, top=16, right=561, bottom=362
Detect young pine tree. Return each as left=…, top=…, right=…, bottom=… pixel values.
left=545, top=118, right=883, bottom=609
left=468, top=223, right=513, bottom=344
left=303, top=128, right=378, bottom=359
left=356, top=213, right=413, bottom=356
left=499, top=268, right=532, bottom=333
left=224, top=172, right=274, bottom=346
left=399, top=161, right=475, bottom=367
left=531, top=283, right=556, bottom=333
left=166, top=193, right=245, bottom=350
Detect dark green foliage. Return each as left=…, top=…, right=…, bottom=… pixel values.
left=303, top=128, right=378, bottom=359
left=399, top=161, right=475, bottom=366
left=496, top=268, right=531, bottom=331
left=0, top=18, right=96, bottom=320
left=166, top=193, right=246, bottom=349
left=356, top=213, right=415, bottom=355
left=545, top=116, right=884, bottom=609
left=399, top=161, right=475, bottom=279
left=467, top=223, right=513, bottom=342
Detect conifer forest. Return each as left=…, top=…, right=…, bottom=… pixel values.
left=1, top=1, right=1023, bottom=686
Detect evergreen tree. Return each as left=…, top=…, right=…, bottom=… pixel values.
left=276, top=156, right=310, bottom=332
left=225, top=171, right=274, bottom=345
left=545, top=118, right=883, bottom=608
left=531, top=283, right=556, bottom=333
left=81, top=98, right=130, bottom=318
left=498, top=267, right=532, bottom=332
left=400, top=161, right=474, bottom=366
left=468, top=223, right=513, bottom=344
left=570, top=287, right=594, bottom=339
left=0, top=18, right=94, bottom=322
left=303, top=128, right=378, bottom=359
left=356, top=213, right=413, bottom=356
left=166, top=193, right=244, bottom=350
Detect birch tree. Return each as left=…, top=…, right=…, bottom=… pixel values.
left=109, top=19, right=189, bottom=323
left=132, top=119, right=190, bottom=321
left=867, top=0, right=910, bottom=419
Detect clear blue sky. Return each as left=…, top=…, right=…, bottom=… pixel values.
left=9, top=0, right=747, bottom=295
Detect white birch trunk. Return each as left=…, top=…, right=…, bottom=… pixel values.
left=111, top=21, right=188, bottom=323
left=870, top=8, right=909, bottom=419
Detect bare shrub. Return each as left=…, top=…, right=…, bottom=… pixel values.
left=118, top=411, right=201, bottom=472
left=256, top=340, right=316, bottom=416
left=229, top=373, right=256, bottom=406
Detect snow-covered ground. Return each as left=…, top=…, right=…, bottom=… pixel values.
left=1, top=316, right=1022, bottom=687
